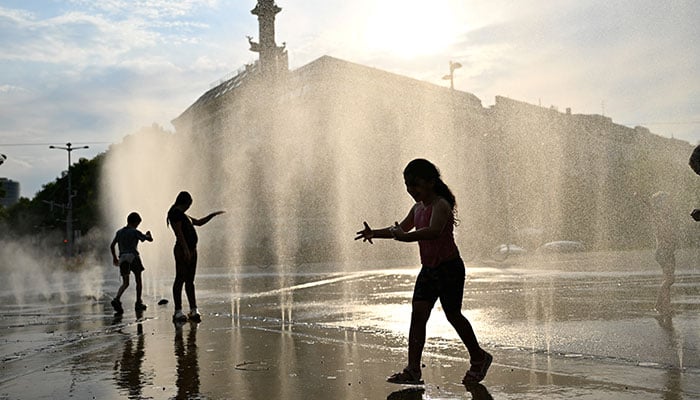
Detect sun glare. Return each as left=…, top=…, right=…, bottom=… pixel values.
left=363, top=0, right=461, bottom=59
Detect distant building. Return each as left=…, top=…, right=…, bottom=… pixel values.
left=0, top=178, right=20, bottom=207
left=171, top=1, right=699, bottom=262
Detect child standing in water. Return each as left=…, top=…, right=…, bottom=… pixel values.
left=167, top=191, right=225, bottom=323
left=650, top=191, right=677, bottom=314
left=110, top=212, right=153, bottom=315
left=355, top=159, right=492, bottom=385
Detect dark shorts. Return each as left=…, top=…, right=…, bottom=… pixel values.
left=412, top=257, right=465, bottom=312
left=119, top=255, right=145, bottom=276
left=174, top=244, right=197, bottom=283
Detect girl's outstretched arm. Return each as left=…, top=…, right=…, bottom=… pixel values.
left=191, top=211, right=225, bottom=226
left=355, top=222, right=390, bottom=244
left=355, top=207, right=415, bottom=244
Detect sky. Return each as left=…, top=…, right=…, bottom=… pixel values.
left=0, top=0, right=699, bottom=198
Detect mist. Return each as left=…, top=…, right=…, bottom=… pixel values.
left=0, top=231, right=107, bottom=307
left=101, top=56, right=700, bottom=281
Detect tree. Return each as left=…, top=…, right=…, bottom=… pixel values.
left=0, top=153, right=104, bottom=240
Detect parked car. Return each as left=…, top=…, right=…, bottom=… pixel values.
left=536, top=241, right=585, bottom=253
left=490, top=244, right=527, bottom=261
left=495, top=244, right=527, bottom=256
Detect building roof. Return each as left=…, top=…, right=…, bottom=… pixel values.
left=172, top=55, right=483, bottom=129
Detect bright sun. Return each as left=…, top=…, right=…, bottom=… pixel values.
left=363, top=0, right=461, bottom=59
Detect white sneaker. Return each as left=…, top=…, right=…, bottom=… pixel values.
left=172, top=309, right=187, bottom=322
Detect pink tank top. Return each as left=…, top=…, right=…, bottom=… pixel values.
left=414, top=201, right=459, bottom=267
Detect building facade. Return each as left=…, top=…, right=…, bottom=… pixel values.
left=170, top=1, right=699, bottom=264
left=0, top=178, right=20, bottom=208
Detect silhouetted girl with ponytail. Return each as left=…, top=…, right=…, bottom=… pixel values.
left=355, top=158, right=492, bottom=385
left=167, top=191, right=224, bottom=323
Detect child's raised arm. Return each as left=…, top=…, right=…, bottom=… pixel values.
left=136, top=230, right=153, bottom=242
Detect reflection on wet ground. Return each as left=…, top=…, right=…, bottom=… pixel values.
left=0, top=249, right=698, bottom=399
left=114, top=320, right=149, bottom=398
left=174, top=321, right=199, bottom=398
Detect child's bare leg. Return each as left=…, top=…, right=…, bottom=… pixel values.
left=173, top=277, right=184, bottom=310
left=184, top=279, right=197, bottom=311
left=655, top=259, right=675, bottom=311
left=407, top=301, right=432, bottom=373
left=134, top=271, right=143, bottom=304
left=445, top=310, right=484, bottom=361
left=656, top=275, right=674, bottom=311
left=116, top=273, right=130, bottom=300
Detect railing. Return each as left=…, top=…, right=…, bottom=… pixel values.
left=209, top=60, right=259, bottom=89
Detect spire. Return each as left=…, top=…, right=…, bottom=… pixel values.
left=248, top=0, right=288, bottom=80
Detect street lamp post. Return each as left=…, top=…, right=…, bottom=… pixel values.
left=442, top=60, right=463, bottom=90
left=49, top=142, right=89, bottom=258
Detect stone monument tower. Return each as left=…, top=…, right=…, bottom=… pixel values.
left=248, top=0, right=288, bottom=80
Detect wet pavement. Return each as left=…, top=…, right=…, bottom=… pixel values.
left=1, top=249, right=698, bottom=399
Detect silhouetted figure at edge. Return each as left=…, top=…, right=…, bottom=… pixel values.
left=356, top=159, right=492, bottom=385
left=690, top=144, right=700, bottom=221
left=650, top=191, right=677, bottom=314
left=109, top=212, right=153, bottom=315
left=174, top=323, right=200, bottom=399
left=167, top=191, right=225, bottom=323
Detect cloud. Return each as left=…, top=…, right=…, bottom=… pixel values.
left=0, top=84, right=27, bottom=93
left=0, top=1, right=223, bottom=69
left=0, top=1, right=234, bottom=197
left=1, top=0, right=699, bottom=198
left=0, top=5, right=34, bottom=21
left=67, top=0, right=220, bottom=20
left=435, top=0, right=700, bottom=143
left=0, top=1, right=230, bottom=128
left=0, top=11, right=151, bottom=67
